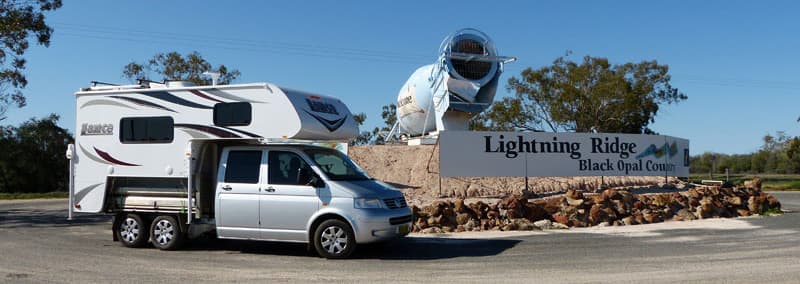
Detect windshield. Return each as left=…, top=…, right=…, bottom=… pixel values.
left=303, top=148, right=371, bottom=181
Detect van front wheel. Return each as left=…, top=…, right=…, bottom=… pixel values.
left=313, top=219, right=356, bottom=259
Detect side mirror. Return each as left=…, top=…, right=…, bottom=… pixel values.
left=299, top=167, right=325, bottom=188
left=308, top=174, right=325, bottom=188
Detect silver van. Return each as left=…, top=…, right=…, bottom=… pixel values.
left=112, top=143, right=412, bottom=259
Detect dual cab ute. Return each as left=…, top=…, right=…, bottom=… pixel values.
left=67, top=81, right=411, bottom=258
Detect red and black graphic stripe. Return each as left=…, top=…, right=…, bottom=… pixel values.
left=93, top=147, right=140, bottom=166
left=206, top=88, right=265, bottom=103
left=189, top=90, right=224, bottom=103
left=218, top=126, right=262, bottom=138
left=140, top=91, right=213, bottom=109
left=174, top=124, right=241, bottom=138
left=110, top=96, right=176, bottom=113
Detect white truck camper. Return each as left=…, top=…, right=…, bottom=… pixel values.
left=66, top=81, right=412, bottom=258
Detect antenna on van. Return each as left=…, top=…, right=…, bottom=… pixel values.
left=202, top=71, right=220, bottom=86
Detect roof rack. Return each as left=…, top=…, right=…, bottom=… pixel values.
left=80, top=80, right=148, bottom=92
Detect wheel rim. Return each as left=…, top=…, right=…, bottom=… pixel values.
left=320, top=225, right=348, bottom=255
left=153, top=220, right=174, bottom=246
left=119, top=217, right=140, bottom=243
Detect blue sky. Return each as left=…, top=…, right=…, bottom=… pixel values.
left=5, top=0, right=799, bottom=154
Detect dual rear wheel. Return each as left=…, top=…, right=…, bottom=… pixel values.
left=115, top=214, right=357, bottom=258
left=115, top=213, right=184, bottom=250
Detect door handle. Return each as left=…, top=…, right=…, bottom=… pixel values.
left=222, top=185, right=232, bottom=191
left=264, top=187, right=275, bottom=192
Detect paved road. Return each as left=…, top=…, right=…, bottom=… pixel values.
left=1, top=192, right=799, bottom=283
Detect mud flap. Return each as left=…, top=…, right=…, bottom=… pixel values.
left=111, top=214, right=119, bottom=242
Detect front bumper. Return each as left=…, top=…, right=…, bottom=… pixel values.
left=351, top=208, right=412, bottom=243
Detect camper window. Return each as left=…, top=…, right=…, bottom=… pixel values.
left=214, top=102, right=252, bottom=126
left=119, top=116, right=174, bottom=143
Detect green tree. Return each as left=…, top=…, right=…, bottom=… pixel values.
left=350, top=112, right=373, bottom=146
left=0, top=114, right=73, bottom=193
left=372, top=104, right=397, bottom=144
left=786, top=137, right=800, bottom=173
left=351, top=104, right=397, bottom=145
left=380, top=104, right=397, bottom=130
left=123, top=51, right=241, bottom=85
left=470, top=97, right=530, bottom=131
left=475, top=55, right=687, bottom=133
left=0, top=0, right=62, bottom=121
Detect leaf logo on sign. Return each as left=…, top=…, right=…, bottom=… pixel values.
left=635, top=142, right=678, bottom=159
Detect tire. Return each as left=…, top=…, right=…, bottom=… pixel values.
left=116, top=213, right=149, bottom=248
left=313, top=219, right=356, bottom=259
left=150, top=215, right=185, bottom=250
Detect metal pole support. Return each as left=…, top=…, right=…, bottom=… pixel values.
left=66, top=144, right=75, bottom=221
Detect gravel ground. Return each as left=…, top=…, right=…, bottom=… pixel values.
left=0, top=192, right=798, bottom=283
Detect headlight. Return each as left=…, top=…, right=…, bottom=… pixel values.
left=354, top=198, right=383, bottom=209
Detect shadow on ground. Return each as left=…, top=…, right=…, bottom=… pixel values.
left=186, top=236, right=520, bottom=260
left=0, top=208, right=109, bottom=228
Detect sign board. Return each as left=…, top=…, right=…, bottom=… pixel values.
left=439, top=131, right=689, bottom=177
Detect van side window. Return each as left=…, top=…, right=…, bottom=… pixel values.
left=224, top=150, right=262, bottom=184
left=214, top=102, right=252, bottom=126
left=268, top=151, right=312, bottom=186
left=119, top=116, right=174, bottom=143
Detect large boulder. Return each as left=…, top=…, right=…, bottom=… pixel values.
left=456, top=213, right=472, bottom=226
left=725, top=196, right=743, bottom=206
left=427, top=201, right=445, bottom=217
left=588, top=204, right=608, bottom=225
left=454, top=198, right=468, bottom=213
left=499, top=194, right=527, bottom=210
left=469, top=201, right=490, bottom=219
left=524, top=203, right=550, bottom=222
left=748, top=195, right=765, bottom=214
left=766, top=194, right=781, bottom=210
left=602, top=188, right=622, bottom=200
left=419, top=227, right=443, bottom=234
left=675, top=208, right=696, bottom=221
left=643, top=211, right=664, bottom=223
left=696, top=197, right=715, bottom=219
left=743, top=178, right=762, bottom=190
left=651, top=194, right=673, bottom=207
left=533, top=219, right=553, bottom=230
left=565, top=189, right=584, bottom=200
left=566, top=197, right=585, bottom=207
left=736, top=209, right=751, bottom=217
left=540, top=199, right=561, bottom=214
left=552, top=213, right=570, bottom=226
left=685, top=188, right=702, bottom=199
left=464, top=219, right=479, bottom=231
left=507, top=208, right=524, bottom=219
left=621, top=216, right=636, bottom=226
left=510, top=218, right=537, bottom=231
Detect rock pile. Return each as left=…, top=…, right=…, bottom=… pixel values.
left=411, top=182, right=781, bottom=233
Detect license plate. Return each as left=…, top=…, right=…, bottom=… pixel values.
left=398, top=224, right=410, bottom=234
